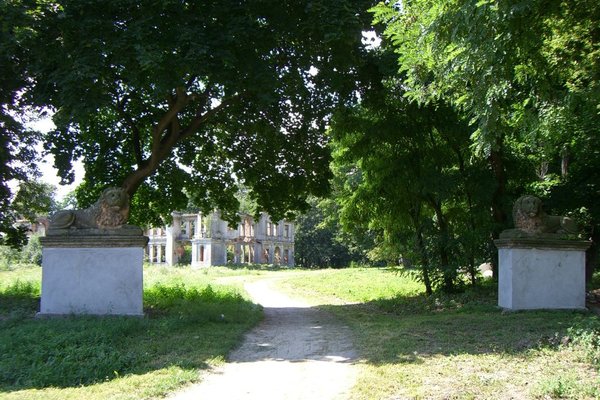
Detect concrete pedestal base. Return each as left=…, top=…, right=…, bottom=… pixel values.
left=39, top=235, right=148, bottom=316
left=495, top=239, right=590, bottom=310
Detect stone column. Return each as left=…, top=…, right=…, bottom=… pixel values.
left=166, top=212, right=182, bottom=266
left=196, top=213, right=202, bottom=238
left=157, top=244, right=162, bottom=263
left=148, top=244, right=155, bottom=263
left=495, top=238, right=591, bottom=310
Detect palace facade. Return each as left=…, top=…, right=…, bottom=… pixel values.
left=145, top=211, right=295, bottom=267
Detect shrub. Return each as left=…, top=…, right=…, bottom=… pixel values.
left=20, top=234, right=43, bottom=265
left=0, top=246, right=20, bottom=270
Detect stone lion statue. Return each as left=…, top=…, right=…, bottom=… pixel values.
left=500, top=195, right=578, bottom=238
left=49, top=187, right=131, bottom=232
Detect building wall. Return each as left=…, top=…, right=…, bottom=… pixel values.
left=145, top=211, right=294, bottom=267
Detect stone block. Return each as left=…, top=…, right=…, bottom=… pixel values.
left=495, top=238, right=590, bottom=310
left=39, top=235, right=148, bottom=316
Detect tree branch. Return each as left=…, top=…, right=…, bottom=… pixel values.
left=116, top=95, right=145, bottom=167
left=180, top=94, right=241, bottom=139
left=121, top=90, right=240, bottom=196
left=151, top=86, right=190, bottom=154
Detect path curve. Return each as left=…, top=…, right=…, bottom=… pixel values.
left=169, top=278, right=358, bottom=400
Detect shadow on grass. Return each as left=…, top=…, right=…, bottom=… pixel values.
left=2, top=277, right=598, bottom=393
left=0, top=282, right=262, bottom=393
left=319, top=281, right=600, bottom=366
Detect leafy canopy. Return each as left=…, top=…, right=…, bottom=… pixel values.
left=15, top=0, right=375, bottom=225
left=0, top=1, right=43, bottom=246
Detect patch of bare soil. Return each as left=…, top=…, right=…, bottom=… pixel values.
left=169, top=279, right=359, bottom=400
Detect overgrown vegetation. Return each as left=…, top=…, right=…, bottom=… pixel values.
left=0, top=234, right=43, bottom=270
left=0, top=265, right=262, bottom=400
left=320, top=0, right=600, bottom=294
left=278, top=268, right=600, bottom=399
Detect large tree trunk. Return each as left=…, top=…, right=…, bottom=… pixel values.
left=119, top=89, right=237, bottom=198
left=430, top=198, right=454, bottom=293
left=446, top=136, right=478, bottom=286
left=410, top=205, right=433, bottom=295
left=416, top=228, right=433, bottom=296
left=488, top=137, right=508, bottom=279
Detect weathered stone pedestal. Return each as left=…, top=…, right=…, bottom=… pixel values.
left=494, top=238, right=590, bottom=310
left=39, top=235, right=149, bottom=316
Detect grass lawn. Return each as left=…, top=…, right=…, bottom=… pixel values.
left=0, top=264, right=263, bottom=400
left=2, top=264, right=599, bottom=399
left=277, top=268, right=600, bottom=400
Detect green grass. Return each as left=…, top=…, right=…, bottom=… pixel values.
left=3, top=264, right=599, bottom=399
left=0, top=264, right=262, bottom=400
left=278, top=268, right=600, bottom=400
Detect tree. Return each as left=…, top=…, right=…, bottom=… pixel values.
left=11, top=180, right=56, bottom=222
left=294, top=197, right=372, bottom=268
left=372, top=0, right=600, bottom=278
left=10, top=0, right=376, bottom=226
left=0, top=1, right=41, bottom=247
left=329, top=52, right=495, bottom=293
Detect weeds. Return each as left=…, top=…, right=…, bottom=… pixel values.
left=567, top=317, right=600, bottom=368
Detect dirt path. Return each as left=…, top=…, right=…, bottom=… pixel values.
left=169, top=278, right=359, bottom=400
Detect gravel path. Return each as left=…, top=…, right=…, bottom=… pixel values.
left=169, top=278, right=359, bottom=400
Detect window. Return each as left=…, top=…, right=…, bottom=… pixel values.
left=181, top=222, right=188, bottom=236
left=284, top=224, right=290, bottom=238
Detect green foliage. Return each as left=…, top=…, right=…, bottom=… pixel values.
left=0, top=245, right=20, bottom=270
left=175, top=244, right=192, bottom=266
left=144, top=283, right=249, bottom=321
left=0, top=1, right=42, bottom=248
left=0, top=234, right=43, bottom=269
left=372, top=0, right=600, bottom=278
left=20, top=234, right=42, bottom=265
left=329, top=47, right=496, bottom=292
left=294, top=197, right=372, bottom=268
left=8, top=0, right=377, bottom=227
left=11, top=180, right=56, bottom=221
left=0, top=280, right=40, bottom=318
left=567, top=317, right=600, bottom=369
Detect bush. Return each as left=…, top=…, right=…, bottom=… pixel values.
left=0, top=246, right=21, bottom=270
left=20, top=235, right=42, bottom=265
left=0, top=234, right=43, bottom=269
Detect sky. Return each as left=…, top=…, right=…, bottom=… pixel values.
left=28, top=118, right=84, bottom=201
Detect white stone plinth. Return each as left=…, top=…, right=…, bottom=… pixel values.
left=495, top=239, right=590, bottom=310
left=39, top=235, right=148, bottom=316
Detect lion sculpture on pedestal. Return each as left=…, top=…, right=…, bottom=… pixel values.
left=500, top=195, right=578, bottom=239
left=48, top=187, right=137, bottom=234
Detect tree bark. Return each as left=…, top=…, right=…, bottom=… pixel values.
left=410, top=205, right=432, bottom=295
left=488, top=136, right=508, bottom=279
left=429, top=197, right=454, bottom=293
